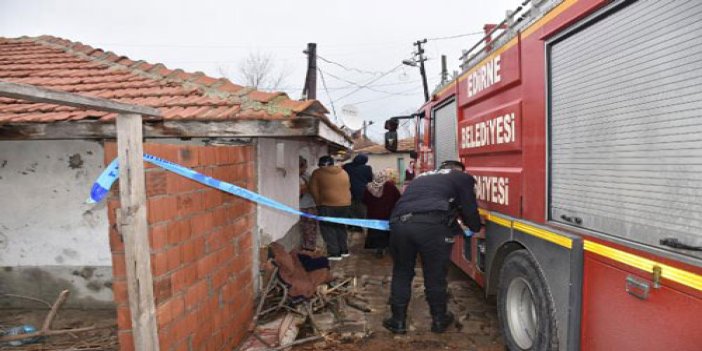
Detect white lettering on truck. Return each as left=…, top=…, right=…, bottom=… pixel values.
left=460, top=113, right=516, bottom=149
left=474, top=175, right=510, bottom=206
left=467, top=55, right=501, bottom=98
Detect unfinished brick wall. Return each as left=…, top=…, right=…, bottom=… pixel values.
left=105, top=142, right=256, bottom=351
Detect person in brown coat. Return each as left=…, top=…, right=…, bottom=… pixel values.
left=309, top=155, right=352, bottom=260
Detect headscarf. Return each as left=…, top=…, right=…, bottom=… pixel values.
left=367, top=170, right=389, bottom=198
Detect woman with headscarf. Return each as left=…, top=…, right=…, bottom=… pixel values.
left=362, top=170, right=402, bottom=258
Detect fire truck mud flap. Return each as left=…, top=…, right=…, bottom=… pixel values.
left=485, top=217, right=583, bottom=351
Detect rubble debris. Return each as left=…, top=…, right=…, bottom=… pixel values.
left=0, top=290, right=96, bottom=344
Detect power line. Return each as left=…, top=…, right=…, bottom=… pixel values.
left=427, top=31, right=484, bottom=41
left=317, top=55, right=385, bottom=76
left=334, top=64, right=404, bottom=101
left=319, top=69, right=418, bottom=97
left=317, top=68, right=339, bottom=124
left=344, top=86, right=421, bottom=105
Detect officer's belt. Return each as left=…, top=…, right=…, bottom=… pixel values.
left=389, top=210, right=449, bottom=224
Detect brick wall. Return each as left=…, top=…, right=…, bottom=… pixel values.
left=105, top=142, right=256, bottom=351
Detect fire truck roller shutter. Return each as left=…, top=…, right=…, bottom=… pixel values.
left=433, top=99, right=458, bottom=167
left=549, top=0, right=702, bottom=260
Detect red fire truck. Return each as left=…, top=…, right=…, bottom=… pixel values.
left=386, top=0, right=702, bottom=349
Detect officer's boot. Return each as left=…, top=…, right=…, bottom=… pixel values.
left=429, top=303, right=454, bottom=333
left=382, top=305, right=408, bottom=334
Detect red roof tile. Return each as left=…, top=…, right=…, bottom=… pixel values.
left=0, top=35, right=343, bottom=131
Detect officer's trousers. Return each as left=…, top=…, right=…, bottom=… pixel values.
left=388, top=220, right=454, bottom=308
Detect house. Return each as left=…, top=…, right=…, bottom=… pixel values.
left=355, top=138, right=415, bottom=186
left=0, top=35, right=350, bottom=350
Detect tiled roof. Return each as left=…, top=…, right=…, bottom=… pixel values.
left=356, top=138, right=414, bottom=154
left=351, top=135, right=378, bottom=150
left=0, top=36, right=334, bottom=126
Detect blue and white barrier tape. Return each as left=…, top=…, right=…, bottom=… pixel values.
left=87, top=154, right=391, bottom=231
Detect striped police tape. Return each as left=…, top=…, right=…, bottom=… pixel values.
left=88, top=154, right=474, bottom=236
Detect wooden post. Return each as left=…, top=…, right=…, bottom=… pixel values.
left=116, top=113, right=160, bottom=351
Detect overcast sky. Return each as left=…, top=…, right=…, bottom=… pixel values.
left=0, top=0, right=516, bottom=141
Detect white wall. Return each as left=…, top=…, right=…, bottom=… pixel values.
left=255, top=139, right=328, bottom=245
left=0, top=140, right=113, bottom=307
left=256, top=138, right=301, bottom=245
left=365, top=152, right=412, bottom=184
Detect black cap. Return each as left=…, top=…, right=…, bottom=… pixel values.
left=438, top=160, right=465, bottom=171
left=318, top=155, right=334, bottom=167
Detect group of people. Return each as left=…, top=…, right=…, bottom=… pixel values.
left=299, top=153, right=403, bottom=260
left=299, top=154, right=482, bottom=334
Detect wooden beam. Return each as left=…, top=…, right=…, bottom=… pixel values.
left=116, top=113, right=160, bottom=351
left=0, top=119, right=319, bottom=139
left=0, top=118, right=352, bottom=148
left=0, top=81, right=160, bottom=116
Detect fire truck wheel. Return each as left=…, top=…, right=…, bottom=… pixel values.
left=497, top=250, right=558, bottom=351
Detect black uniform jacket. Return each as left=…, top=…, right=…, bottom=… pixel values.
left=391, top=169, right=482, bottom=233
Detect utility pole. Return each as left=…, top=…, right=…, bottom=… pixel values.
left=302, top=43, right=317, bottom=100
left=413, top=39, right=429, bottom=102
left=441, top=55, right=448, bottom=85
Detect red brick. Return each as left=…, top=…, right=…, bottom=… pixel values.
left=198, top=148, right=218, bottom=166
left=145, top=170, right=167, bottom=197
left=182, top=240, right=196, bottom=264
left=167, top=246, right=183, bottom=271
left=147, top=196, right=177, bottom=224
left=197, top=254, right=217, bottom=278
left=166, top=172, right=185, bottom=194
left=153, top=277, right=173, bottom=304
left=144, top=143, right=180, bottom=163
left=212, top=207, right=228, bottom=228
left=205, top=229, right=226, bottom=252
left=230, top=250, right=251, bottom=276
left=167, top=220, right=191, bottom=245
left=170, top=315, right=189, bottom=345
left=191, top=212, right=214, bottom=236
left=112, top=253, right=126, bottom=279
left=202, top=189, right=221, bottom=209
left=171, top=264, right=197, bottom=293
left=212, top=265, right=230, bottom=290
left=157, top=300, right=173, bottom=327
left=175, top=193, right=197, bottom=217
left=193, top=237, right=206, bottom=257
left=185, top=280, right=208, bottom=309
left=158, top=327, right=174, bottom=351
left=178, top=146, right=199, bottom=167
left=104, top=142, right=117, bottom=162
left=237, top=231, right=253, bottom=255
left=171, top=296, right=185, bottom=322
left=116, top=305, right=132, bottom=330
left=218, top=147, right=231, bottom=165
left=112, top=279, right=128, bottom=305
left=108, top=225, right=124, bottom=253
left=118, top=331, right=135, bottom=351
left=152, top=251, right=169, bottom=277
left=149, top=223, right=168, bottom=251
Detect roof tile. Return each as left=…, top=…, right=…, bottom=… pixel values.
left=0, top=35, right=349, bottom=141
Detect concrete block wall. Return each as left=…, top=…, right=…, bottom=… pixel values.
left=104, top=142, right=256, bottom=351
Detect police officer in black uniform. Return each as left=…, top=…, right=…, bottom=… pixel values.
left=383, top=160, right=482, bottom=334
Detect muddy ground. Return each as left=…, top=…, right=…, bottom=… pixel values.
left=293, top=232, right=505, bottom=351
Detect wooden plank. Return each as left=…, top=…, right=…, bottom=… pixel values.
left=0, top=119, right=319, bottom=139
left=116, top=113, right=160, bottom=351
left=0, top=81, right=160, bottom=116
